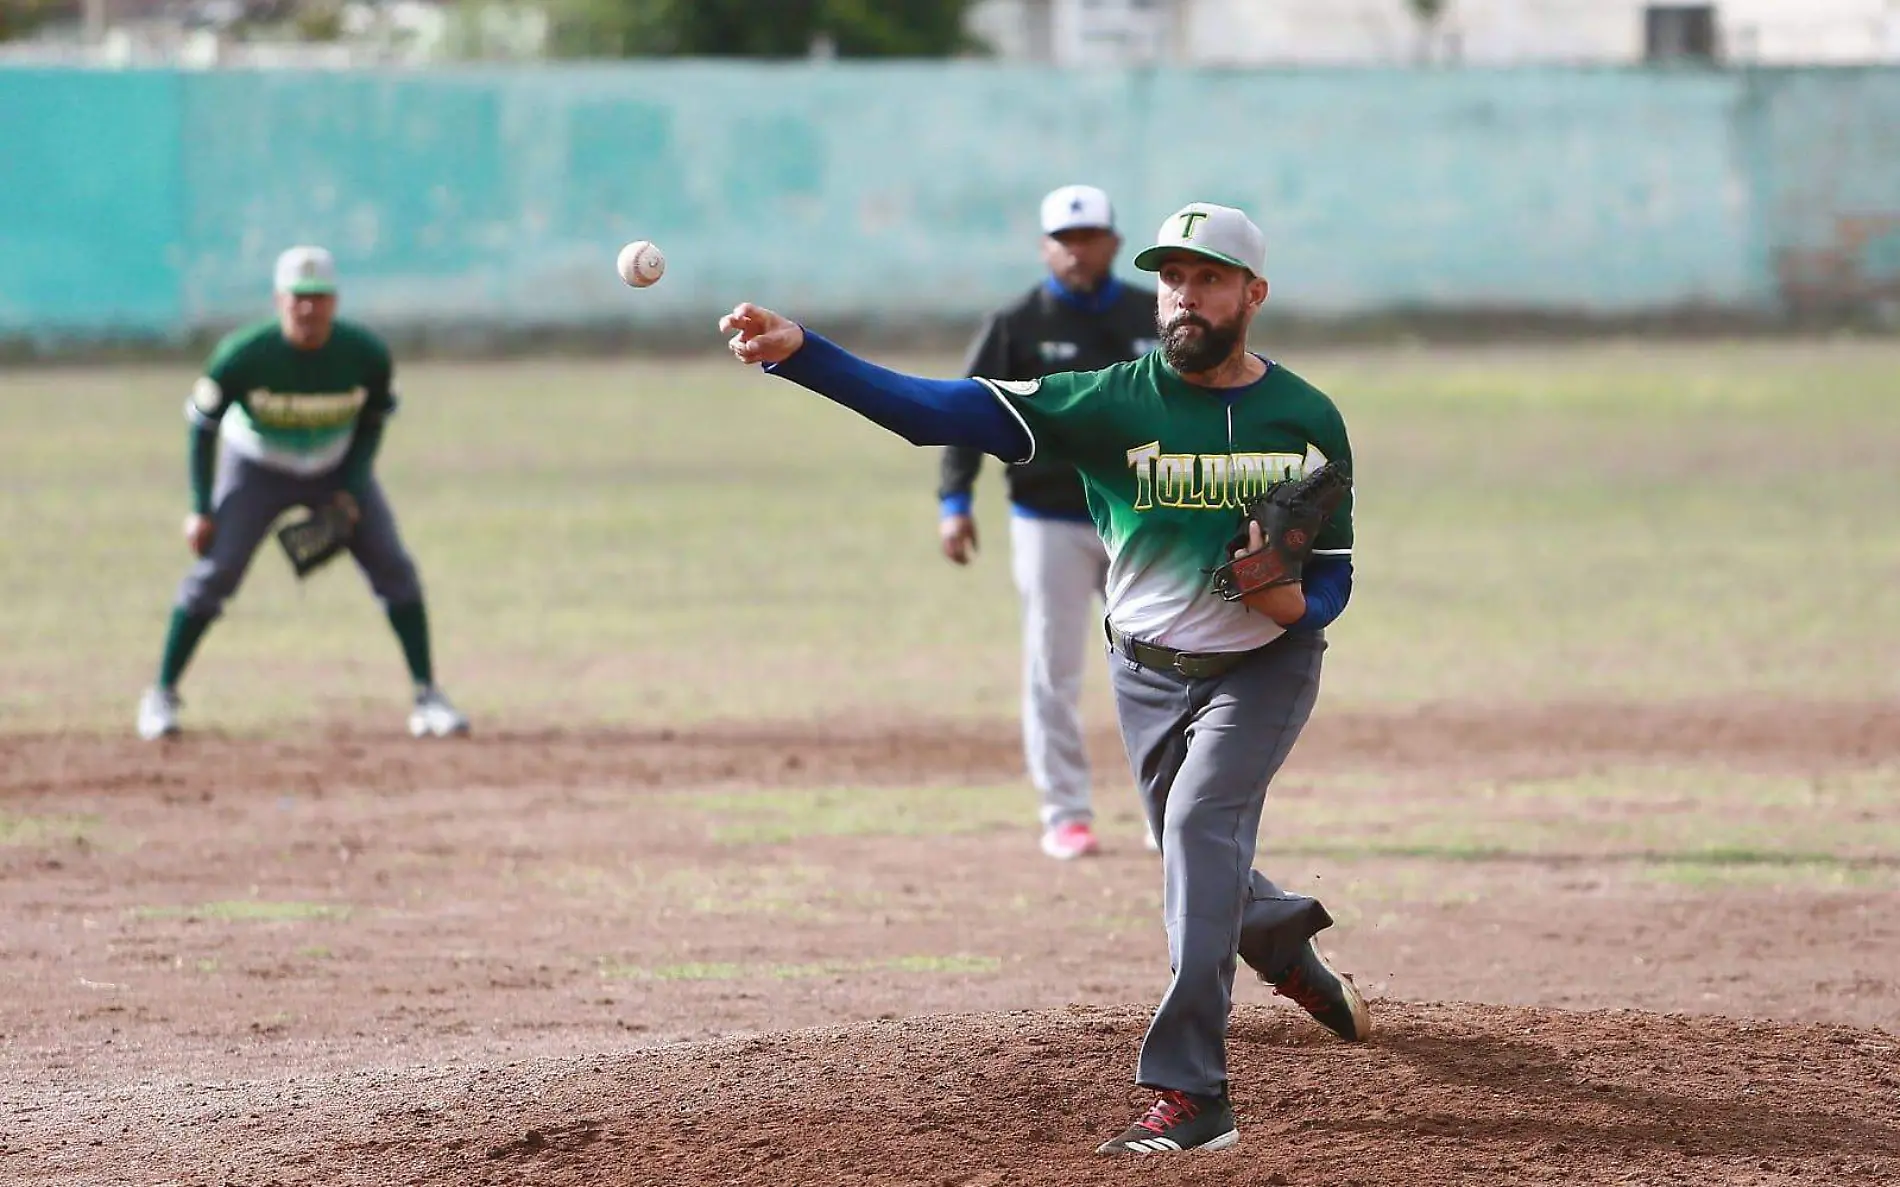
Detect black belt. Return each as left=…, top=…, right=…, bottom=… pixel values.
left=1104, top=620, right=1265, bottom=680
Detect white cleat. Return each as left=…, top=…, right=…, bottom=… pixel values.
left=137, top=686, right=182, bottom=740
left=408, top=685, right=470, bottom=738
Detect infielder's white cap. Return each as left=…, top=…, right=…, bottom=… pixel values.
left=1040, top=184, right=1116, bottom=235
left=1133, top=203, right=1267, bottom=276
left=274, top=245, right=338, bottom=296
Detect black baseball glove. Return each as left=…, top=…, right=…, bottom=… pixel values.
left=276, top=492, right=358, bottom=579
left=1208, top=461, right=1352, bottom=601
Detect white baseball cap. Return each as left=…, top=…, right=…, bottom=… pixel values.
left=1133, top=203, right=1267, bottom=276
left=1039, top=184, right=1116, bottom=235
left=274, top=245, right=338, bottom=296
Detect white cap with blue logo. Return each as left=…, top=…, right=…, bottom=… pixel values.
left=1039, top=184, right=1117, bottom=235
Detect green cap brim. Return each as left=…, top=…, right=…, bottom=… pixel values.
left=282, top=281, right=336, bottom=295
left=1133, top=244, right=1251, bottom=273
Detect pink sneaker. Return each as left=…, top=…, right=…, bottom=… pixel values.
left=1040, top=821, right=1100, bottom=860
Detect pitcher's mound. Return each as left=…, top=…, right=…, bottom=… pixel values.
left=28, top=1000, right=1897, bottom=1186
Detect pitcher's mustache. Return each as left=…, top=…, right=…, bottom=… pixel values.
left=1166, top=313, right=1212, bottom=333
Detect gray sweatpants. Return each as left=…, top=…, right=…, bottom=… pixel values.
left=1009, top=515, right=1110, bottom=829
left=1109, top=629, right=1334, bottom=1096
left=176, top=451, right=423, bottom=618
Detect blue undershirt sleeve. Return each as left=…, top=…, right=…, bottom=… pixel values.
left=764, top=330, right=1033, bottom=463
left=1283, top=556, right=1353, bottom=634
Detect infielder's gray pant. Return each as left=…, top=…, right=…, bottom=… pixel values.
left=1109, top=629, right=1334, bottom=1096
left=1009, top=514, right=1109, bottom=829
left=176, top=451, right=423, bottom=618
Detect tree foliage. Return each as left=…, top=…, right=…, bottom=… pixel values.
left=547, top=0, right=983, bottom=59
left=0, top=0, right=77, bottom=41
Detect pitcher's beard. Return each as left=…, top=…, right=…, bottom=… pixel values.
left=1159, top=312, right=1241, bottom=373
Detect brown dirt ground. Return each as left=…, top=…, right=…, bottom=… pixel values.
left=5, top=701, right=1899, bottom=1185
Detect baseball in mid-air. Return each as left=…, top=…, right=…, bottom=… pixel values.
left=616, top=240, right=666, bottom=288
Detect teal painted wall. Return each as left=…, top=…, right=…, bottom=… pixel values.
left=2, top=64, right=1897, bottom=339
left=1741, top=69, right=1900, bottom=316
left=0, top=69, right=185, bottom=332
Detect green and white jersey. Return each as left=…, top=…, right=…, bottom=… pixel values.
left=187, top=319, right=397, bottom=475
left=979, top=354, right=1353, bottom=653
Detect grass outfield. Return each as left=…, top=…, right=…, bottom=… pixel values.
left=4, top=338, right=1897, bottom=733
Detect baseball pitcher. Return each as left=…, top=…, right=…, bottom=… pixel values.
left=136, top=246, right=469, bottom=741
left=719, top=202, right=1368, bottom=1157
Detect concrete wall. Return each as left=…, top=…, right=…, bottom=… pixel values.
left=973, top=0, right=1900, bottom=66
left=2, top=63, right=1897, bottom=346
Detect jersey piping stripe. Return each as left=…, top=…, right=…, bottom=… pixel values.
left=970, top=378, right=1038, bottom=465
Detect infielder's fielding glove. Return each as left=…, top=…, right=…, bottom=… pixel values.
left=1208, top=461, right=1352, bottom=601
left=276, top=492, right=357, bottom=579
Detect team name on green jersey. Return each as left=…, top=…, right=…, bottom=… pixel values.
left=244, top=388, right=370, bottom=430
left=187, top=319, right=397, bottom=477
left=1125, top=443, right=1309, bottom=512
left=984, top=354, right=1355, bottom=652
left=190, top=378, right=370, bottom=430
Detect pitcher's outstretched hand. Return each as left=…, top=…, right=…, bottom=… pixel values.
left=719, top=303, right=805, bottom=366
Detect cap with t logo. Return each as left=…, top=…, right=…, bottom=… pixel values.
left=273, top=245, right=338, bottom=296
left=1132, top=204, right=1266, bottom=276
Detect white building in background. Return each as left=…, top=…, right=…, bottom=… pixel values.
left=967, top=0, right=1900, bottom=65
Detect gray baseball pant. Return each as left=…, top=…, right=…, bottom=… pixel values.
left=1108, top=629, right=1334, bottom=1096
left=176, top=451, right=424, bottom=617
left=1009, top=514, right=1110, bottom=830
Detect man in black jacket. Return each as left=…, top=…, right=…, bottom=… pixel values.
left=938, top=184, right=1159, bottom=860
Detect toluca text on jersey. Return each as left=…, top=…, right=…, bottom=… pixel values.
left=192, top=379, right=371, bottom=429
left=1124, top=443, right=1330, bottom=512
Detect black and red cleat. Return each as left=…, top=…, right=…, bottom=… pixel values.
left=1096, top=1088, right=1240, bottom=1155
left=1268, top=938, right=1372, bottom=1042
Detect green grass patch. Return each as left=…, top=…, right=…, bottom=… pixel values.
left=540, top=861, right=889, bottom=921
left=1463, top=767, right=1900, bottom=811
left=1267, top=765, right=1900, bottom=861
left=1087, top=914, right=1157, bottom=935
left=4, top=342, right=1897, bottom=731
left=1280, top=840, right=1900, bottom=869
left=600, top=954, right=1000, bottom=982
left=676, top=784, right=1030, bottom=845
left=1640, top=858, right=1900, bottom=890
left=130, top=900, right=352, bottom=923
left=0, top=811, right=98, bottom=847
left=656, top=865, right=889, bottom=919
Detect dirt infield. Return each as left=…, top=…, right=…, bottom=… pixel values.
left=9, top=697, right=1895, bottom=796
left=5, top=701, right=1899, bottom=1184
left=16, top=1005, right=1899, bottom=1186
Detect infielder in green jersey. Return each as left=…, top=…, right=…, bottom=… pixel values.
left=136, top=246, right=469, bottom=741
left=719, top=202, right=1368, bottom=1157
